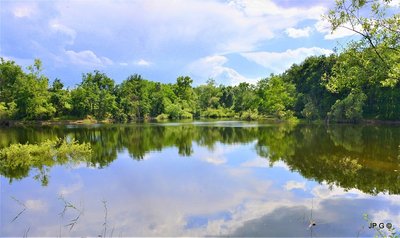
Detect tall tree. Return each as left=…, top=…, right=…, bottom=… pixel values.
left=49, top=79, right=72, bottom=117
left=12, top=59, right=55, bottom=119
left=117, top=74, right=151, bottom=120
left=233, top=82, right=258, bottom=113
left=71, top=70, right=116, bottom=119
left=258, top=75, right=296, bottom=119
left=196, top=78, right=221, bottom=110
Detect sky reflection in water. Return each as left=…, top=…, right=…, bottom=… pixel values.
left=1, top=122, right=399, bottom=237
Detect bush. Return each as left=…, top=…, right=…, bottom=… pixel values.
left=165, top=104, right=182, bottom=119
left=301, top=101, right=319, bottom=121
left=156, top=113, right=169, bottom=120
left=165, top=104, right=192, bottom=119
left=328, top=89, right=366, bottom=122
left=180, top=110, right=193, bottom=119
left=201, top=108, right=236, bottom=118
left=240, top=109, right=259, bottom=120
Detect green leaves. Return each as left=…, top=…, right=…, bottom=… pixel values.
left=71, top=70, right=117, bottom=120
left=326, top=0, right=400, bottom=85
left=328, top=89, right=367, bottom=122
left=0, top=138, right=91, bottom=185
left=258, top=75, right=296, bottom=119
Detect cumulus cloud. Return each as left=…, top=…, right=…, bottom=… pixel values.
left=188, top=55, right=257, bottom=85
left=241, top=47, right=333, bottom=73
left=135, top=59, right=151, bottom=66
left=65, top=50, right=113, bottom=67
left=51, top=0, right=328, bottom=55
left=197, top=144, right=241, bottom=165
left=228, top=0, right=325, bottom=19
left=371, top=210, right=400, bottom=229
left=241, top=158, right=269, bottom=168
left=25, top=199, right=47, bottom=212
left=388, top=0, right=400, bottom=7
left=49, top=20, right=76, bottom=44
left=11, top=3, right=38, bottom=18
left=285, top=27, right=312, bottom=38
left=315, top=19, right=359, bottom=40
left=311, top=183, right=368, bottom=199
left=59, top=181, right=83, bottom=196
left=284, top=181, right=306, bottom=191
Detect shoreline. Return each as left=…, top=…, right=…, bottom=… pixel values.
left=1, top=118, right=400, bottom=127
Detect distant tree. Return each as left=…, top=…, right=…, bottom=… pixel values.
left=116, top=74, right=151, bottom=120
left=172, top=76, right=196, bottom=118
left=282, top=55, right=338, bottom=119
left=12, top=59, right=55, bottom=119
left=49, top=79, right=72, bottom=117
left=0, top=58, right=24, bottom=104
left=219, top=85, right=234, bottom=108
left=196, top=78, right=221, bottom=110
left=233, top=82, right=258, bottom=113
left=328, top=89, right=367, bottom=122
left=71, top=70, right=116, bottom=120
left=258, top=75, right=296, bottom=119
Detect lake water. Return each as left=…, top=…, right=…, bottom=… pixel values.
left=1, top=121, right=399, bottom=237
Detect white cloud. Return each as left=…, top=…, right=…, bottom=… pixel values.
left=203, top=156, right=227, bottom=165
left=197, top=143, right=241, bottom=165
left=241, top=47, right=333, bottom=73
left=25, top=199, right=47, bottom=212
left=49, top=20, right=76, bottom=44
left=59, top=181, right=83, bottom=196
left=12, top=3, right=37, bottom=18
left=311, top=183, right=368, bottom=199
left=65, top=50, right=113, bottom=67
left=388, top=0, right=400, bottom=7
left=371, top=210, right=400, bottom=229
left=315, top=19, right=359, bottom=40
left=228, top=0, right=325, bottom=19
left=51, top=0, right=329, bottom=55
left=135, top=59, right=151, bottom=66
left=241, top=158, right=269, bottom=168
left=284, top=181, right=306, bottom=191
left=188, top=55, right=257, bottom=85
left=285, top=27, right=312, bottom=38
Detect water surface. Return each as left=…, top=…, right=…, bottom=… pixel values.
left=1, top=121, right=399, bottom=236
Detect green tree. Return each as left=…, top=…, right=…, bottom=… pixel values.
left=49, top=79, right=72, bottom=117
left=282, top=55, right=338, bottom=119
left=196, top=79, right=221, bottom=110
left=326, top=0, right=400, bottom=86
left=0, top=58, right=24, bottom=105
left=117, top=74, right=151, bottom=120
left=12, top=59, right=55, bottom=120
left=172, top=76, right=196, bottom=118
left=328, top=89, right=367, bottom=122
left=258, top=75, right=296, bottom=119
left=233, top=82, right=258, bottom=113
left=219, top=85, right=234, bottom=108
left=71, top=70, right=117, bottom=120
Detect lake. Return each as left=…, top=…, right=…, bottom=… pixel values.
left=0, top=121, right=399, bottom=237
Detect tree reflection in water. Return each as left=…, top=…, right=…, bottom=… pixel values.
left=0, top=122, right=399, bottom=194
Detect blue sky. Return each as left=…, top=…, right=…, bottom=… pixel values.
left=0, top=0, right=367, bottom=87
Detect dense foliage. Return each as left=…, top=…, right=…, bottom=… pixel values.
left=0, top=124, right=399, bottom=194
left=0, top=0, right=398, bottom=122
left=0, top=138, right=91, bottom=185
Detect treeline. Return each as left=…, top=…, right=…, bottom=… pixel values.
left=0, top=51, right=398, bottom=123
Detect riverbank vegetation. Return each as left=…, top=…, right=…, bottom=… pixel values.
left=0, top=0, right=398, bottom=123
